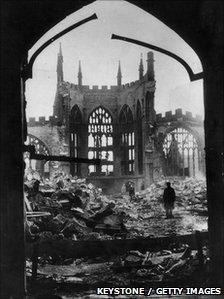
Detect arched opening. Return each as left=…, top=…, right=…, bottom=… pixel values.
left=13, top=1, right=221, bottom=296
left=119, top=105, right=135, bottom=175
left=3, top=0, right=224, bottom=296
left=24, top=134, right=51, bottom=178
left=88, top=106, right=113, bottom=175
left=163, top=127, right=200, bottom=177
left=70, top=105, right=82, bottom=176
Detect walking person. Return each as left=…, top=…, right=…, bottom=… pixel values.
left=163, top=182, right=176, bottom=218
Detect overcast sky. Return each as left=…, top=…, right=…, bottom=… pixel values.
left=26, top=0, right=204, bottom=119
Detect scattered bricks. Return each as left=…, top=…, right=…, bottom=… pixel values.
left=175, top=108, right=182, bottom=118
left=124, top=253, right=143, bottom=267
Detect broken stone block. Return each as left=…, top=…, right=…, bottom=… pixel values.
left=90, top=203, right=115, bottom=222
left=165, top=259, right=187, bottom=275
left=124, top=254, right=143, bottom=267
left=46, top=214, right=67, bottom=234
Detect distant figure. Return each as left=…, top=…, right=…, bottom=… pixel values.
left=163, top=182, right=176, bottom=218
left=128, top=182, right=135, bottom=200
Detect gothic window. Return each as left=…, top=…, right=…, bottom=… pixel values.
left=137, top=101, right=143, bottom=174
left=163, top=127, right=199, bottom=177
left=120, top=105, right=135, bottom=175
left=88, top=107, right=113, bottom=175
left=70, top=105, right=82, bottom=176
left=24, top=134, right=50, bottom=176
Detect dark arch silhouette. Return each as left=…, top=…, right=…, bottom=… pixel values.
left=119, top=104, right=134, bottom=124
left=111, top=34, right=203, bottom=82
left=70, top=104, right=82, bottom=124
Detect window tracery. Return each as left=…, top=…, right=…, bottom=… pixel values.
left=24, top=134, right=50, bottom=175
left=120, top=105, right=135, bottom=175
left=163, top=127, right=199, bottom=177
left=70, top=105, right=82, bottom=176
left=88, top=107, right=113, bottom=175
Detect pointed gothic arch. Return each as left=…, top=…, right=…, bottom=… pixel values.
left=88, top=106, right=113, bottom=175
left=69, top=105, right=82, bottom=175
left=163, top=127, right=200, bottom=177
left=24, top=134, right=51, bottom=177
left=119, top=105, right=135, bottom=175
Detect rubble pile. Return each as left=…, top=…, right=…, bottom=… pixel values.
left=24, top=171, right=127, bottom=244
left=25, top=171, right=209, bottom=291
left=103, top=177, right=207, bottom=237
left=111, top=243, right=209, bottom=285
left=25, top=171, right=207, bottom=244
left=34, top=243, right=209, bottom=289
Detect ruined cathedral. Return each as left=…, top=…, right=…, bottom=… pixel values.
left=27, top=45, right=205, bottom=193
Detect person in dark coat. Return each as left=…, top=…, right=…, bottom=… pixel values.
left=163, top=182, right=176, bottom=218
left=128, top=182, right=135, bottom=200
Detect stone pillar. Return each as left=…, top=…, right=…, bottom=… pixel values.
left=204, top=65, right=224, bottom=286
left=1, top=66, right=26, bottom=297
left=113, top=123, right=122, bottom=176
left=80, top=123, right=89, bottom=177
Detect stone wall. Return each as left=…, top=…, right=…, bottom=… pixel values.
left=27, top=124, right=70, bottom=174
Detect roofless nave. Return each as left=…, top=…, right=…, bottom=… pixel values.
left=26, top=44, right=205, bottom=193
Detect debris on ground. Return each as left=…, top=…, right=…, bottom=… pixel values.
left=24, top=172, right=207, bottom=244
left=33, top=242, right=209, bottom=292
left=25, top=171, right=209, bottom=297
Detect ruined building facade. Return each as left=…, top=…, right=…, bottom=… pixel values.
left=27, top=45, right=205, bottom=193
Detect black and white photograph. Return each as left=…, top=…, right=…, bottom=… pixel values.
left=1, top=1, right=223, bottom=298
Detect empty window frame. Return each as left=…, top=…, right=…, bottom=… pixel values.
left=163, top=127, right=199, bottom=177
left=88, top=107, right=113, bottom=175
left=24, top=134, right=50, bottom=176
left=120, top=105, right=135, bottom=175
left=69, top=105, right=82, bottom=175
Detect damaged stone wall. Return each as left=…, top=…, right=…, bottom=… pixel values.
left=28, top=120, right=70, bottom=174
left=27, top=50, right=205, bottom=192
left=154, top=109, right=205, bottom=180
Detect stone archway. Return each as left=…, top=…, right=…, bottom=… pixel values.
left=24, top=134, right=51, bottom=178
left=162, top=127, right=202, bottom=177
left=1, top=3, right=223, bottom=297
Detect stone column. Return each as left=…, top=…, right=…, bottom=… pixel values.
left=113, top=123, right=122, bottom=177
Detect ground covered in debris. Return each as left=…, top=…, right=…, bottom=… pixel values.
left=25, top=171, right=207, bottom=240
left=25, top=171, right=208, bottom=298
